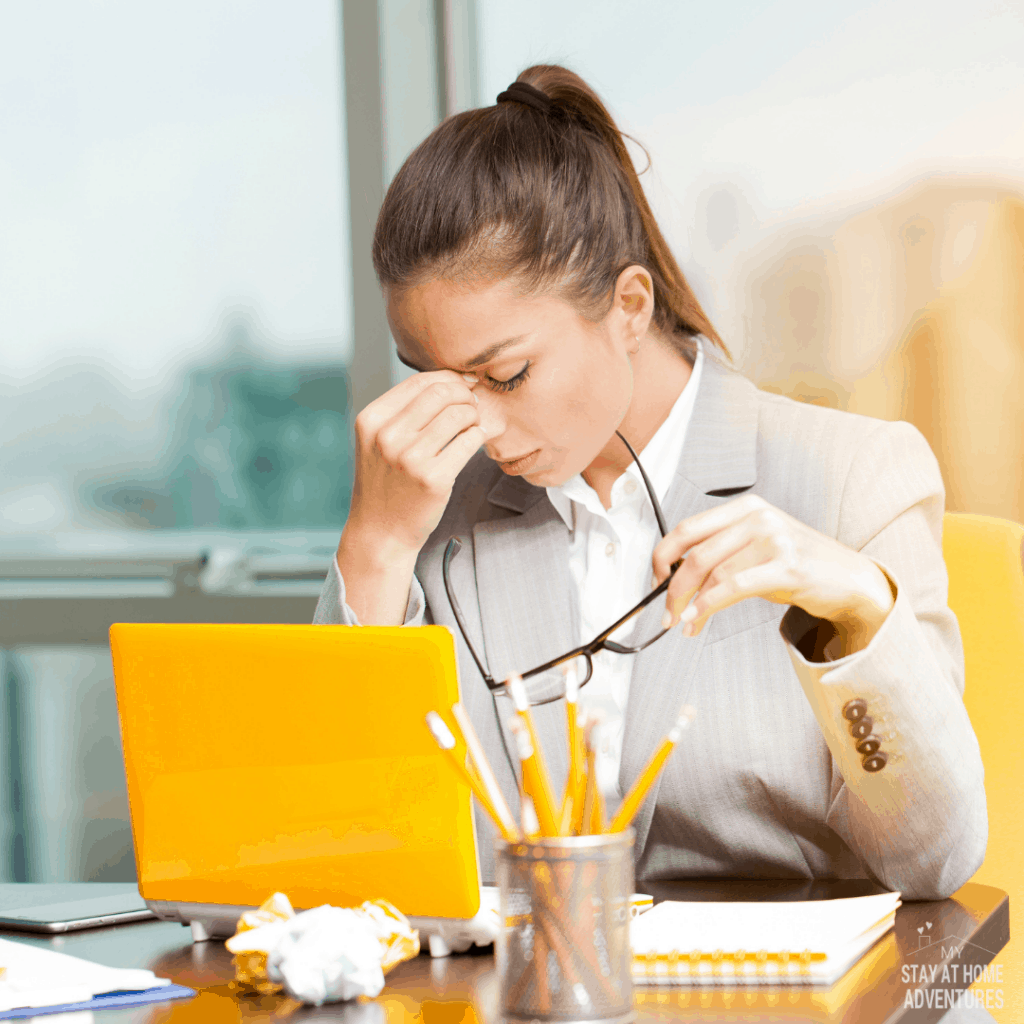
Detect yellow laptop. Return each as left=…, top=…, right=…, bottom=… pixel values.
left=110, top=623, right=496, bottom=955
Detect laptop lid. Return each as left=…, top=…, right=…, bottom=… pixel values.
left=110, top=624, right=480, bottom=920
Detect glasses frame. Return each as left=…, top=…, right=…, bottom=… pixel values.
left=442, top=431, right=682, bottom=706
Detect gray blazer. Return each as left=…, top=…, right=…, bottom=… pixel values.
left=315, top=350, right=987, bottom=899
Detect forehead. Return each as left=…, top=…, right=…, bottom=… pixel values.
left=386, top=276, right=569, bottom=369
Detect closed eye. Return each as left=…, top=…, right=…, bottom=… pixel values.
left=486, top=362, right=530, bottom=393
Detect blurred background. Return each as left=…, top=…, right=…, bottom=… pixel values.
left=1, top=0, right=1021, bottom=889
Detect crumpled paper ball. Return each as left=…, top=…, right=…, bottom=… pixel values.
left=225, top=892, right=419, bottom=1006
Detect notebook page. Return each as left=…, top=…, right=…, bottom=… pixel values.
left=631, top=891, right=901, bottom=958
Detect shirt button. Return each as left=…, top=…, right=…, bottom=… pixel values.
left=624, top=479, right=637, bottom=495
left=605, top=542, right=616, bottom=556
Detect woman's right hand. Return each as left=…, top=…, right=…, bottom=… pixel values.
left=343, top=369, right=499, bottom=562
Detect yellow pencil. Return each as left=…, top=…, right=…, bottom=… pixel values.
left=425, top=712, right=519, bottom=843
left=505, top=675, right=561, bottom=837
left=507, top=715, right=560, bottom=837
left=570, top=706, right=591, bottom=836
left=558, top=791, right=575, bottom=836
left=580, top=713, right=605, bottom=835
left=451, top=702, right=522, bottom=842
left=520, top=792, right=541, bottom=841
left=560, top=662, right=585, bottom=831
left=608, top=705, right=697, bottom=833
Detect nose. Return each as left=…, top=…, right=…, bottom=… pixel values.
left=474, top=388, right=507, bottom=441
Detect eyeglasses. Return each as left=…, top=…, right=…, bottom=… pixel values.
left=442, top=431, right=681, bottom=706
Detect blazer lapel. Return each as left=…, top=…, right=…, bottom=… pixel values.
left=621, top=353, right=761, bottom=857
left=472, top=475, right=578, bottom=793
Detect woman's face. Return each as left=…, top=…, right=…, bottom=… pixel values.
left=387, top=275, right=637, bottom=488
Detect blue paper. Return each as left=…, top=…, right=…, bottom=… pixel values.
left=0, top=983, right=195, bottom=1019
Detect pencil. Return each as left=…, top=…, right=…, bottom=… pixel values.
left=570, top=706, right=591, bottom=836
left=520, top=792, right=541, bottom=841
left=560, top=662, right=585, bottom=831
left=580, top=712, right=604, bottom=835
left=505, top=675, right=561, bottom=837
left=425, top=712, right=519, bottom=843
left=451, top=702, right=522, bottom=842
left=608, top=705, right=697, bottom=833
left=507, top=714, right=560, bottom=837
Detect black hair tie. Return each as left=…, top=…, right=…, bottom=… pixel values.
left=496, top=81, right=551, bottom=114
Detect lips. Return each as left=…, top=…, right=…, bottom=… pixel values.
left=495, top=448, right=542, bottom=475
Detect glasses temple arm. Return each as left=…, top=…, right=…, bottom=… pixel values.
left=442, top=537, right=498, bottom=688
left=616, top=430, right=670, bottom=537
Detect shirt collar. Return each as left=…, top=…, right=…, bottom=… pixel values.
left=547, top=337, right=705, bottom=529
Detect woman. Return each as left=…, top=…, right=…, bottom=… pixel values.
left=315, top=66, right=986, bottom=899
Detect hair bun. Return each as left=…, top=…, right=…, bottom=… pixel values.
left=495, top=81, right=551, bottom=114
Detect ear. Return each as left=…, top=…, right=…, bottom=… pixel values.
left=609, top=265, right=655, bottom=352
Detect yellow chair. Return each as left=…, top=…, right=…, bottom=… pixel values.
left=943, top=512, right=1024, bottom=1023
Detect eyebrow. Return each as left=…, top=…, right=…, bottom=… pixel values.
left=395, top=336, right=525, bottom=373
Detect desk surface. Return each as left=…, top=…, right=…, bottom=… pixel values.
left=0, top=880, right=1008, bottom=1024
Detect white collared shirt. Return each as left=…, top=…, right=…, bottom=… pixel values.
left=545, top=339, right=704, bottom=800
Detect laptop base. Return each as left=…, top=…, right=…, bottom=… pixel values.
left=145, top=888, right=501, bottom=957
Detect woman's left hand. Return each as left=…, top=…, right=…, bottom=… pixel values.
left=652, top=494, right=896, bottom=655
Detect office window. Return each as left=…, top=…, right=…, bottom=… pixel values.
left=1, top=1, right=353, bottom=535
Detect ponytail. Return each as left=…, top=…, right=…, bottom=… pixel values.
left=374, top=64, right=727, bottom=361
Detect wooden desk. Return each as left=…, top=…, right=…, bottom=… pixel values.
left=2, top=881, right=1008, bottom=1023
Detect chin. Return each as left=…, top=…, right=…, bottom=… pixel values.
left=523, top=462, right=571, bottom=488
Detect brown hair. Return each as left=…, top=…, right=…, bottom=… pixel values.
left=372, top=64, right=727, bottom=361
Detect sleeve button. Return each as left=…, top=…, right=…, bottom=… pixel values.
left=862, top=751, right=888, bottom=772
left=856, top=735, right=882, bottom=755
left=842, top=699, right=868, bottom=722
left=850, top=717, right=873, bottom=740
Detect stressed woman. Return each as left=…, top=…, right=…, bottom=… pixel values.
left=315, top=67, right=986, bottom=898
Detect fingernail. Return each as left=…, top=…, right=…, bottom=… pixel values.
left=471, top=391, right=479, bottom=403
left=680, top=605, right=697, bottom=624
left=681, top=622, right=693, bottom=637
left=661, top=610, right=673, bottom=630
left=462, top=373, right=479, bottom=384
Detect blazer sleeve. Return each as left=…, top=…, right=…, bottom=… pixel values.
left=778, top=419, right=987, bottom=900
left=312, top=556, right=429, bottom=627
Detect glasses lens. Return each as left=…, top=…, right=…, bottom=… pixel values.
left=519, top=654, right=591, bottom=706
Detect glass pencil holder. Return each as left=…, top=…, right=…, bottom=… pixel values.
left=494, top=830, right=635, bottom=1024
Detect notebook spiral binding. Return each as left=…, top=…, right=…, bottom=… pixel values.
left=635, top=947, right=825, bottom=981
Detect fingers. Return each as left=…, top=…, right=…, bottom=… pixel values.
left=660, top=518, right=763, bottom=625
left=655, top=497, right=808, bottom=634
left=374, top=381, right=480, bottom=464
left=393, top=402, right=502, bottom=497
left=404, top=402, right=484, bottom=462
left=674, top=543, right=768, bottom=636
left=434, top=422, right=499, bottom=477
left=400, top=378, right=480, bottom=435
left=651, top=494, right=768, bottom=584
left=356, top=370, right=475, bottom=443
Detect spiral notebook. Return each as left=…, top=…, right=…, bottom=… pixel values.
left=630, top=891, right=901, bottom=986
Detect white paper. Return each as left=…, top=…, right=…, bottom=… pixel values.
left=226, top=904, right=400, bottom=1006
left=0, top=937, right=169, bottom=1011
